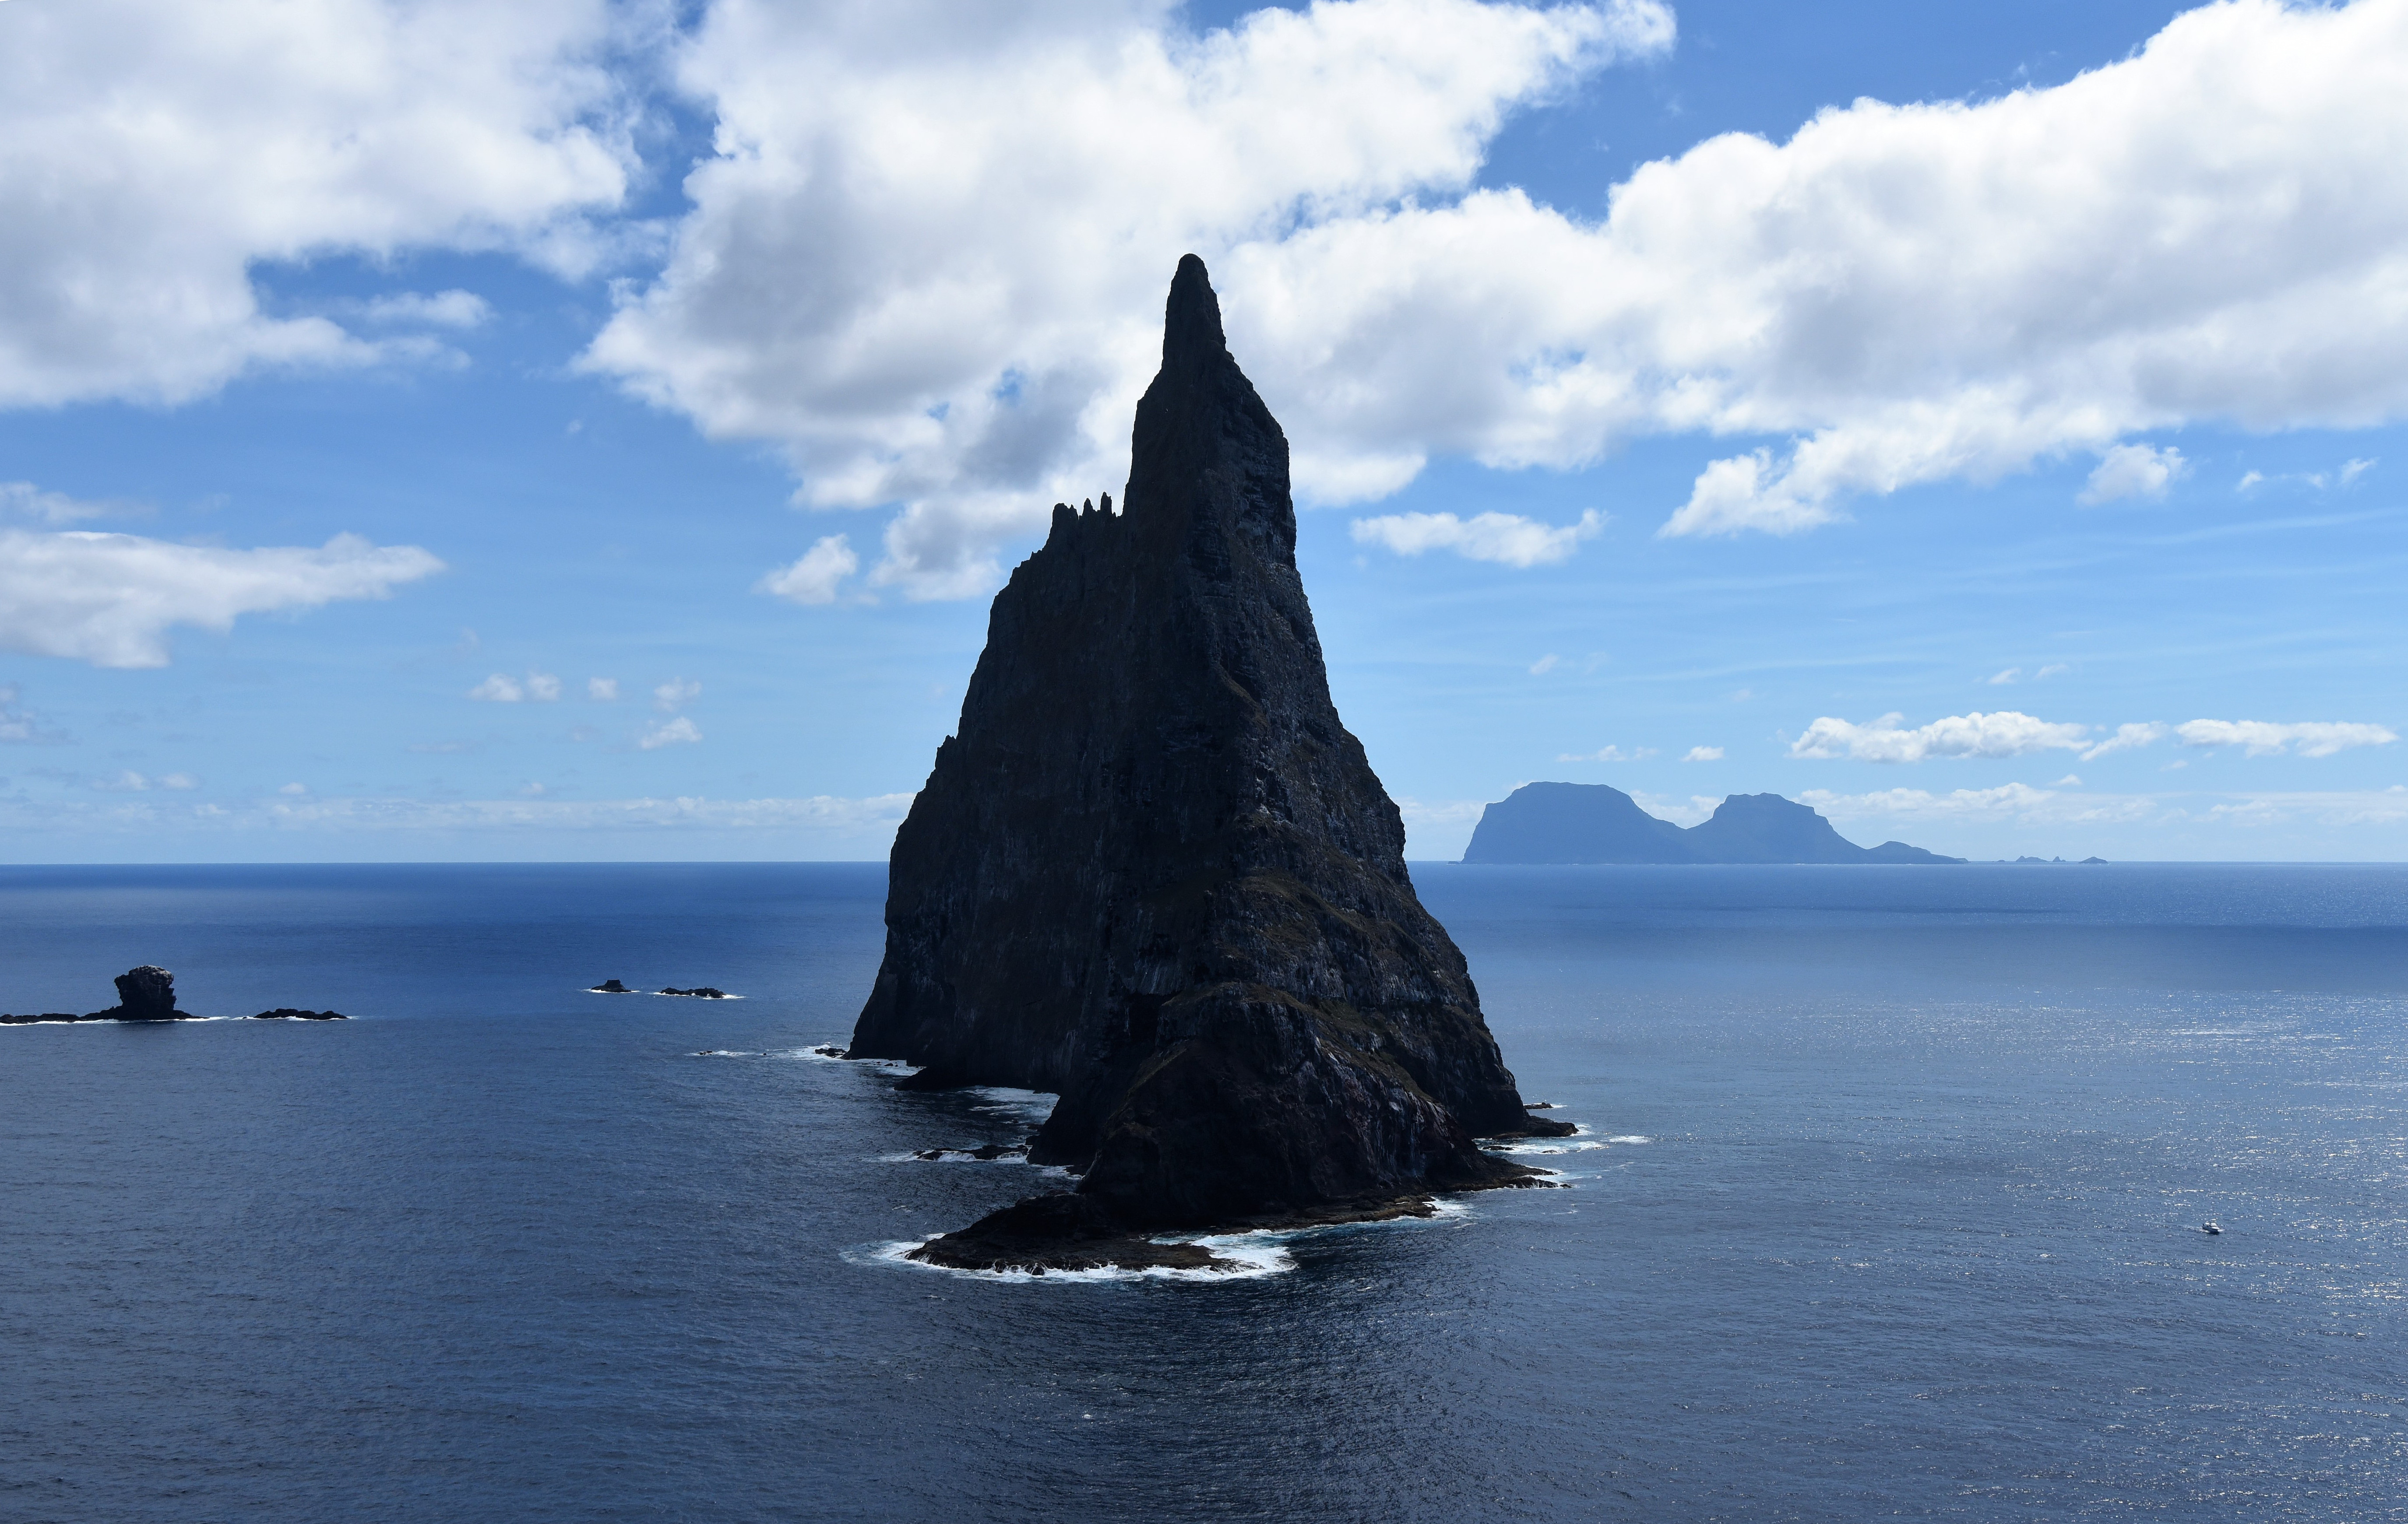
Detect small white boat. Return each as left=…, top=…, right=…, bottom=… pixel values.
left=2201, top=1221, right=2223, bottom=1235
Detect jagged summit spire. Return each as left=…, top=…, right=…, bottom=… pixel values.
left=1160, top=253, right=1228, bottom=372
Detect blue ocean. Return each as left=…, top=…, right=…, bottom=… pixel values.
left=3, top=862, right=2402, bottom=1522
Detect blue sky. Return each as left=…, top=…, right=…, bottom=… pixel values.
left=2, top=0, right=2403, bottom=862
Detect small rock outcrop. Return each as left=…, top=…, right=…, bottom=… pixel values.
left=658, top=986, right=729, bottom=999
left=590, top=979, right=633, bottom=994
left=850, top=256, right=1568, bottom=1271
left=88, top=966, right=194, bottom=1021
left=4, top=968, right=353, bottom=1024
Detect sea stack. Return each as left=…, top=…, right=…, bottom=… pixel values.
left=92, top=966, right=190, bottom=1021
left=851, top=256, right=1568, bottom=1269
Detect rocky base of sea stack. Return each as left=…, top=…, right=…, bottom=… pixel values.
left=908, top=1165, right=1560, bottom=1275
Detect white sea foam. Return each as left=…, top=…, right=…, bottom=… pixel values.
left=846, top=1198, right=1472, bottom=1285
left=845, top=1236, right=1296, bottom=1284
left=691, top=1049, right=757, bottom=1057
left=1486, top=1139, right=1606, bottom=1156
left=966, top=1085, right=1060, bottom=1124
left=1606, top=1134, right=1654, bottom=1145
left=778, top=1047, right=921, bottom=1075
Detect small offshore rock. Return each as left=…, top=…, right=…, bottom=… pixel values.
left=81, top=966, right=197, bottom=1022
left=251, top=1008, right=347, bottom=1021
left=658, top=986, right=729, bottom=999
left=590, top=978, right=633, bottom=994
left=810, top=1043, right=848, bottom=1059
left=1, top=1013, right=83, bottom=1025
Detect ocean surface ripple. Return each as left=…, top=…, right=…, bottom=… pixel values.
left=2, top=861, right=2402, bottom=1522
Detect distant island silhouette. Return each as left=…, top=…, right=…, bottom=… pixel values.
left=1462, top=783, right=1966, bottom=864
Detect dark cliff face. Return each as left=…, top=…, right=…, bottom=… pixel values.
left=852, top=255, right=1559, bottom=1230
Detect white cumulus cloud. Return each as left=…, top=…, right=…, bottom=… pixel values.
left=2175, top=719, right=2397, bottom=757
left=0, top=0, right=636, bottom=409
left=1683, top=745, right=1722, bottom=762
left=2079, top=443, right=2189, bottom=504
left=1351, top=508, right=1603, bottom=567
left=0, top=528, right=442, bottom=669
left=468, top=669, right=562, bottom=703
left=1791, top=710, right=2091, bottom=763
left=638, top=716, right=701, bottom=749
left=757, top=535, right=860, bottom=605
left=592, top=0, right=2408, bottom=585
left=653, top=678, right=701, bottom=713
left=583, top=0, right=1672, bottom=595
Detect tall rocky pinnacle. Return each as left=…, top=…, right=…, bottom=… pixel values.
left=850, top=255, right=1569, bottom=1268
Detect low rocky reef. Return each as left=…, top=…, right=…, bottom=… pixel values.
left=1, top=966, right=346, bottom=1024
left=908, top=1189, right=1481, bottom=1275
left=589, top=979, right=732, bottom=997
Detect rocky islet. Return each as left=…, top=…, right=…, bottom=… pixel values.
left=1, top=966, right=345, bottom=1023
left=848, top=256, right=1571, bottom=1273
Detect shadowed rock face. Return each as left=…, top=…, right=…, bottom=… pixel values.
left=851, top=255, right=1565, bottom=1235
left=113, top=966, right=180, bottom=1019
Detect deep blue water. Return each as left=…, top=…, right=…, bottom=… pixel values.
left=3, top=862, right=2403, bottom=1522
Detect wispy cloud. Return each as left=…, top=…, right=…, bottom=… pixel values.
left=1791, top=711, right=2089, bottom=763
left=357, top=290, right=491, bottom=329
left=2080, top=722, right=2167, bottom=761
left=1560, top=744, right=1656, bottom=762
left=1352, top=509, right=1604, bottom=568
left=1683, top=746, right=1722, bottom=762
left=2176, top=719, right=2397, bottom=758
left=0, top=529, right=441, bottom=669
left=1, top=481, right=118, bottom=525
left=0, top=792, right=920, bottom=836
left=0, top=683, right=67, bottom=745
left=639, top=716, right=701, bottom=750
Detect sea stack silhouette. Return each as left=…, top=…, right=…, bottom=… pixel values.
left=850, top=255, right=1570, bottom=1272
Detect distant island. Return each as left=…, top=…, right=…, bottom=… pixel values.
left=1462, top=783, right=1967, bottom=864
